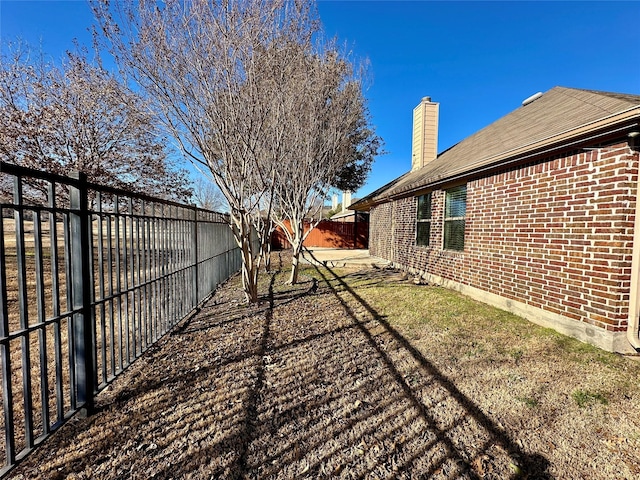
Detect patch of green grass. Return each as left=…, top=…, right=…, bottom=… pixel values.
left=571, top=389, right=609, bottom=408
left=509, top=348, right=524, bottom=364
left=548, top=332, right=621, bottom=366
left=312, top=265, right=640, bottom=383
left=465, top=340, right=486, bottom=358
left=516, top=396, right=539, bottom=408
left=507, top=373, right=524, bottom=383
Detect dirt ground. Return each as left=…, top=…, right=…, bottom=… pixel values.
left=6, top=253, right=640, bottom=479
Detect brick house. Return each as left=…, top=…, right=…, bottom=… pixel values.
left=351, top=87, right=640, bottom=353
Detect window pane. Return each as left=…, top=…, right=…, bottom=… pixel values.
left=444, top=219, right=465, bottom=251
left=445, top=185, right=466, bottom=218
left=417, top=222, right=430, bottom=246
left=417, top=193, right=431, bottom=220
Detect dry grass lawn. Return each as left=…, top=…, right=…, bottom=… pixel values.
left=6, top=252, right=640, bottom=479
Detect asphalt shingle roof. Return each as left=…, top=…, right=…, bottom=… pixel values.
left=353, top=87, right=640, bottom=209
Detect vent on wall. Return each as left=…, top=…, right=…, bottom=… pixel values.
left=522, top=92, right=543, bottom=106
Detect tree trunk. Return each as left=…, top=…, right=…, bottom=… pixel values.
left=289, top=239, right=302, bottom=285
left=264, top=246, right=272, bottom=272
left=262, top=221, right=273, bottom=272
left=287, top=218, right=304, bottom=284
left=240, top=245, right=259, bottom=303
left=234, top=213, right=260, bottom=303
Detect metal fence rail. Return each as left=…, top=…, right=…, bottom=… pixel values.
left=0, top=161, right=241, bottom=476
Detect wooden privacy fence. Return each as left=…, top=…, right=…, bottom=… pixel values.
left=272, top=219, right=369, bottom=249
left=0, top=161, right=244, bottom=477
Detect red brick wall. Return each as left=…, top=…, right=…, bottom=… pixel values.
left=369, top=202, right=394, bottom=260
left=369, top=143, right=639, bottom=334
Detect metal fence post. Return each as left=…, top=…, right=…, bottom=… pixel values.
left=69, top=172, right=95, bottom=415
left=192, top=207, right=199, bottom=306
left=0, top=181, right=15, bottom=465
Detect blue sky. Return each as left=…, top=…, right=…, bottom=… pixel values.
left=2, top=1, right=640, bottom=198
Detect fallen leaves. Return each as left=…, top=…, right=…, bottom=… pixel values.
left=7, top=257, right=640, bottom=479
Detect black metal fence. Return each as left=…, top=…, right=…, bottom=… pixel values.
left=0, top=161, right=241, bottom=476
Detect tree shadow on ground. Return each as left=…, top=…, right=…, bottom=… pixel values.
left=172, top=276, right=317, bottom=336
left=302, top=258, right=553, bottom=479
left=11, top=258, right=552, bottom=479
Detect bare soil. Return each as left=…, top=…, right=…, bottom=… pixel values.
left=6, top=252, right=640, bottom=479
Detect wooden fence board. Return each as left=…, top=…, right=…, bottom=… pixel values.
left=272, top=220, right=369, bottom=249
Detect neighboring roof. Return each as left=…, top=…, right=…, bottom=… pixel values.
left=330, top=209, right=354, bottom=219
left=352, top=87, right=640, bottom=210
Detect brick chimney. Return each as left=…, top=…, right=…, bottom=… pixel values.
left=411, top=97, right=439, bottom=171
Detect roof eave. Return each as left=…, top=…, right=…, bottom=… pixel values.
left=374, top=108, right=640, bottom=203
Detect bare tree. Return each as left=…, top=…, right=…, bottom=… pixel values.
left=271, top=47, right=382, bottom=284
left=192, top=176, right=226, bottom=212
left=92, top=0, right=319, bottom=302
left=0, top=42, right=192, bottom=202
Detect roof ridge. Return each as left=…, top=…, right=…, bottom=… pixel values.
left=554, top=86, right=640, bottom=102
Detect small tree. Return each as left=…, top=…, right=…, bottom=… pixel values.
left=92, top=0, right=319, bottom=302
left=271, top=47, right=382, bottom=284
left=0, top=42, right=192, bottom=202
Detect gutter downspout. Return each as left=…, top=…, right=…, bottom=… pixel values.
left=627, top=151, right=640, bottom=351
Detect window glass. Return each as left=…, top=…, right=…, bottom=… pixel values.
left=445, top=186, right=466, bottom=218
left=444, top=185, right=466, bottom=251
left=416, top=193, right=432, bottom=246
left=416, top=222, right=430, bottom=246
left=417, top=194, right=431, bottom=220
